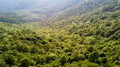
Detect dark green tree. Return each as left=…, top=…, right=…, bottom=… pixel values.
left=20, top=58, right=30, bottom=67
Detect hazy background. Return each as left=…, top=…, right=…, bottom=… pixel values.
left=0, top=0, right=82, bottom=12
left=0, top=0, right=116, bottom=23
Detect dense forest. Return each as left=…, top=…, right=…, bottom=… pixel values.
left=0, top=0, right=120, bottom=67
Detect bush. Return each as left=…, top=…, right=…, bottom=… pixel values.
left=102, top=47, right=111, bottom=52
left=46, top=53, right=57, bottom=63
left=99, top=52, right=106, bottom=57
left=83, top=37, right=96, bottom=45
left=0, top=45, right=9, bottom=51
left=29, top=60, right=36, bottom=66
left=16, top=45, right=29, bottom=53
left=88, top=51, right=99, bottom=62
left=33, top=55, right=46, bottom=65
left=81, top=60, right=100, bottom=67
left=50, top=61, right=60, bottom=67
left=30, top=46, right=39, bottom=53
left=0, top=59, right=8, bottom=67
left=87, top=46, right=94, bottom=52
left=3, top=54, right=15, bottom=66
left=114, top=61, right=120, bottom=65
left=59, top=55, right=68, bottom=65
left=72, top=54, right=86, bottom=61
left=19, top=58, right=30, bottom=67
left=112, top=55, right=119, bottom=61
left=64, top=48, right=72, bottom=52
left=98, top=57, right=107, bottom=64
left=106, top=22, right=112, bottom=26
left=43, top=44, right=50, bottom=51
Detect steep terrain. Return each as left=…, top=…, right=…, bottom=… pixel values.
left=47, top=0, right=119, bottom=27
left=0, top=0, right=120, bottom=67
left=0, top=0, right=82, bottom=23
left=0, top=0, right=119, bottom=24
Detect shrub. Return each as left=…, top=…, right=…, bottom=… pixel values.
left=114, top=61, right=120, bottom=65
left=83, top=37, right=96, bottom=45
left=106, top=22, right=112, bottom=26
left=0, top=45, right=9, bottom=51
left=16, top=45, right=29, bottom=53
left=46, top=53, right=57, bottom=63
left=102, top=47, right=111, bottom=52
left=29, top=60, right=36, bottom=66
left=88, top=51, right=99, bottom=62
left=87, top=46, right=94, bottom=52
left=19, top=58, right=30, bottom=67
left=64, top=48, right=72, bottom=52
left=99, top=52, right=106, bottom=57
left=0, top=59, right=8, bottom=67
left=59, top=55, right=68, bottom=65
left=50, top=61, right=60, bottom=67
left=112, top=55, right=119, bottom=61
left=81, top=60, right=99, bottom=67
left=98, top=57, right=107, bottom=64
left=30, top=46, right=39, bottom=53
left=72, top=54, right=86, bottom=61
left=2, top=54, right=15, bottom=66
left=33, top=55, right=46, bottom=65
left=43, top=44, right=50, bottom=51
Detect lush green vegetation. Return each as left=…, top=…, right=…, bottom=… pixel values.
left=0, top=0, right=120, bottom=67
left=0, top=19, right=120, bottom=67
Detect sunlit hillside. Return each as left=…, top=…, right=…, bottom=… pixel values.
left=0, top=0, right=120, bottom=67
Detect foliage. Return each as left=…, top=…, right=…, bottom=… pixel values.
left=0, top=0, right=120, bottom=67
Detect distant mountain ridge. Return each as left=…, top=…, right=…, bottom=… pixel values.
left=0, top=0, right=81, bottom=12
left=0, top=0, right=50, bottom=12
left=0, top=0, right=120, bottom=24
left=0, top=0, right=82, bottom=23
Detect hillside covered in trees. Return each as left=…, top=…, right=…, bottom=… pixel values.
left=0, top=0, right=120, bottom=67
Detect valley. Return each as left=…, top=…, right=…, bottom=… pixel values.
left=0, top=0, right=120, bottom=67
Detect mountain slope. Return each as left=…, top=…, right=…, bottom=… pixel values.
left=56, top=0, right=118, bottom=16
left=0, top=0, right=120, bottom=67
left=0, top=0, right=119, bottom=24
left=0, top=18, right=120, bottom=67
left=47, top=0, right=119, bottom=26
left=0, top=0, right=82, bottom=23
